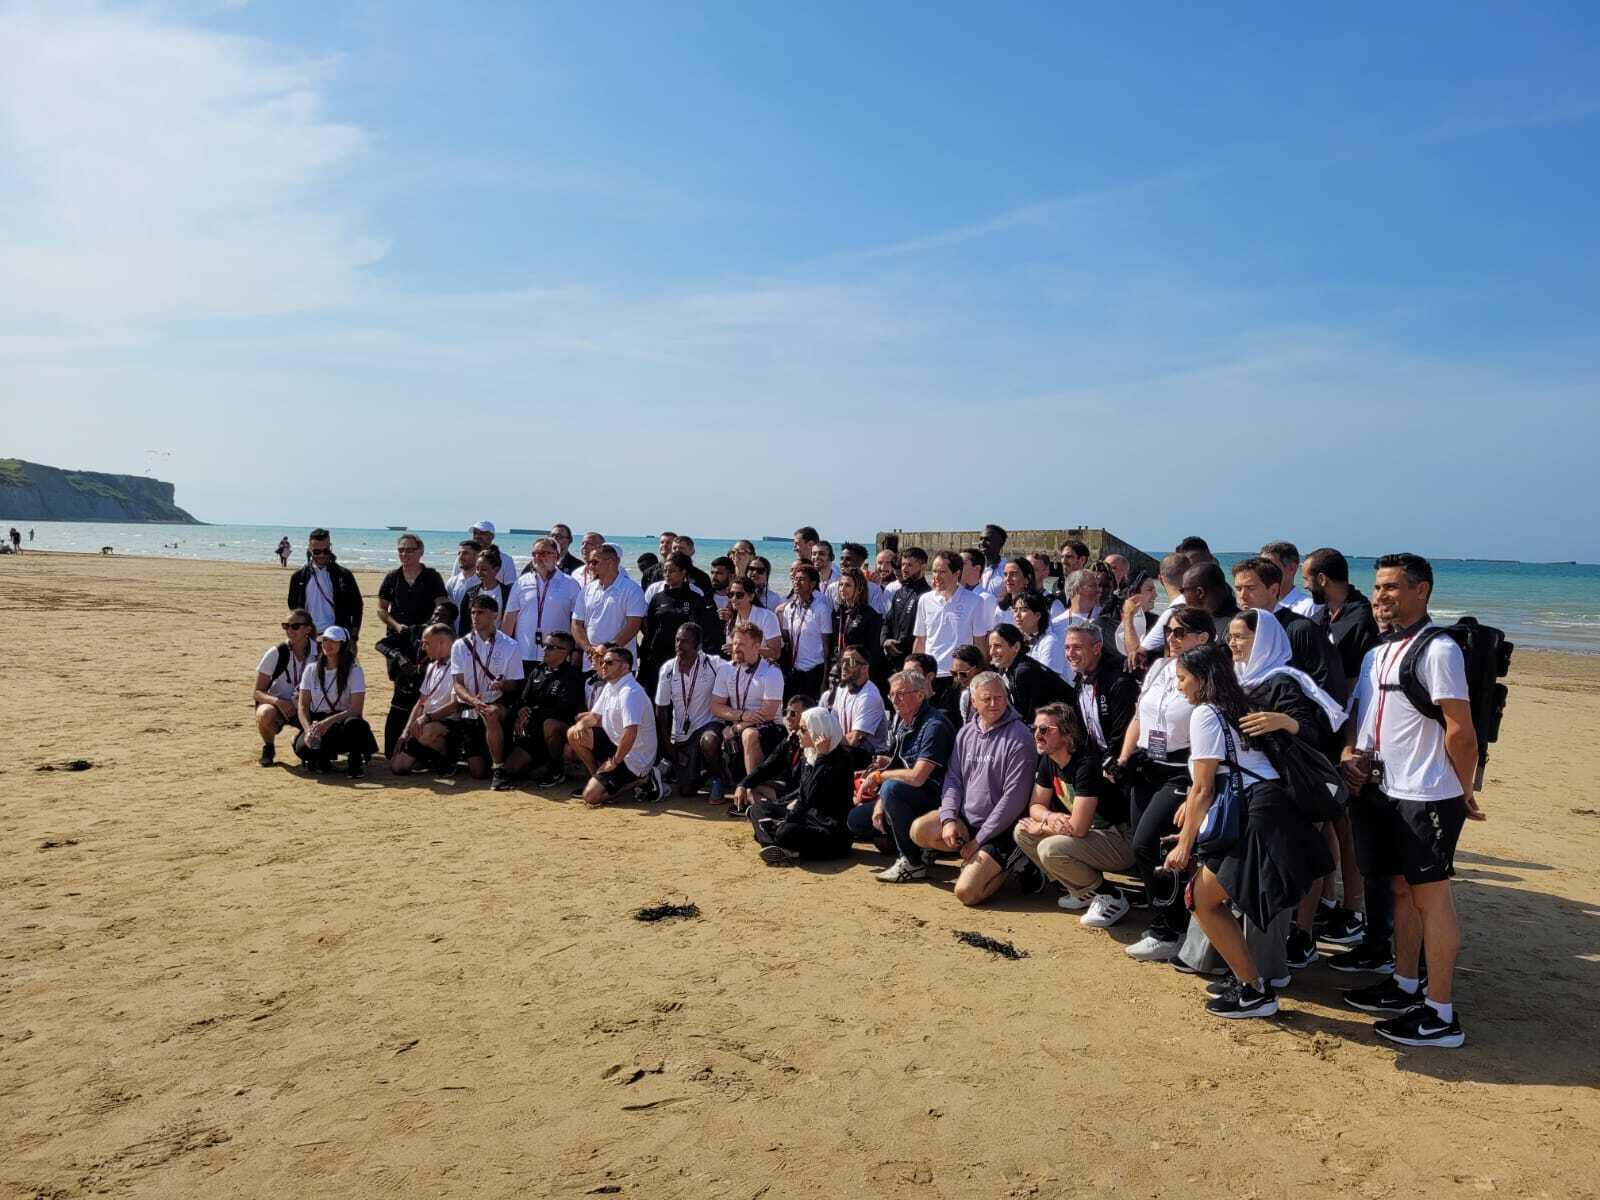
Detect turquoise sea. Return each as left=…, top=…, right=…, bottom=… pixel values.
left=7, top=519, right=1599, bottom=654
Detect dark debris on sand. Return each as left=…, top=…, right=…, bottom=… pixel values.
left=953, top=931, right=1029, bottom=960
left=36, top=759, right=95, bottom=772
left=633, top=901, right=700, bottom=923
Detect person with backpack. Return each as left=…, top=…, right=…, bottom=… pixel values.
left=252, top=608, right=317, bottom=767
left=1339, top=554, right=1483, bottom=1050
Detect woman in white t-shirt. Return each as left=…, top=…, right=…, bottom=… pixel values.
left=1163, top=643, right=1330, bottom=1020
left=253, top=607, right=316, bottom=767
left=293, top=626, right=379, bottom=777
left=720, top=578, right=782, bottom=662
left=1012, top=591, right=1071, bottom=683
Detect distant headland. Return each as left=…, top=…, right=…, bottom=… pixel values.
left=0, top=459, right=202, bottom=524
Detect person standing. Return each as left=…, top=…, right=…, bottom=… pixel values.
left=550, top=524, right=584, bottom=575
left=375, top=533, right=448, bottom=756
left=1304, top=548, right=1382, bottom=683
left=880, top=546, right=930, bottom=673
left=504, top=537, right=582, bottom=672
left=469, top=520, right=518, bottom=586
left=1340, top=554, right=1481, bottom=1049
left=778, top=562, right=833, bottom=701
left=287, top=528, right=363, bottom=637
left=571, top=543, right=648, bottom=671
left=275, top=536, right=292, bottom=568
left=912, top=551, right=988, bottom=687
left=977, top=525, right=1010, bottom=598
left=1260, top=541, right=1321, bottom=619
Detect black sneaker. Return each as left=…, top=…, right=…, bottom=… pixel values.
left=1285, top=926, right=1319, bottom=969
left=259, top=744, right=275, bottom=767
left=1172, top=956, right=1225, bottom=978
left=537, top=765, right=565, bottom=787
left=346, top=755, right=366, bottom=779
left=1328, top=944, right=1395, bottom=974
left=1206, top=981, right=1278, bottom=1019
left=759, top=844, right=800, bottom=867
left=1341, top=978, right=1424, bottom=1015
left=1374, top=1004, right=1465, bottom=1049
left=1316, top=906, right=1367, bottom=946
left=490, top=766, right=512, bottom=791
left=1206, top=974, right=1240, bottom=998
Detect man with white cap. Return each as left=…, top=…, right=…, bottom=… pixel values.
left=470, top=520, right=517, bottom=587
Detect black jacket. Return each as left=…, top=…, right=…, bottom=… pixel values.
left=1245, top=673, right=1339, bottom=759
left=1071, top=647, right=1140, bottom=755
left=559, top=551, right=583, bottom=575
left=639, top=585, right=720, bottom=690
left=516, top=659, right=586, bottom=725
left=778, top=744, right=856, bottom=836
left=739, top=731, right=804, bottom=794
left=834, top=602, right=884, bottom=676
left=1275, top=608, right=1349, bottom=706
left=1003, top=653, right=1072, bottom=723
left=882, top=576, right=930, bottom=659
left=288, top=557, right=364, bottom=637
left=1316, top=589, right=1382, bottom=683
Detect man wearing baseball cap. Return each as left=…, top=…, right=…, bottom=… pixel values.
left=470, top=520, right=517, bottom=588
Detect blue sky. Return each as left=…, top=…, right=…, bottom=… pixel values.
left=2, top=1, right=1598, bottom=559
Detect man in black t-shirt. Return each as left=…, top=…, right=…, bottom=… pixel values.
left=1013, top=702, right=1136, bottom=930
left=1305, top=548, right=1382, bottom=682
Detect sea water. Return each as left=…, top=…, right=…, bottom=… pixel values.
left=6, top=519, right=1598, bottom=653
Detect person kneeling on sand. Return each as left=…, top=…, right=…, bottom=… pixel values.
left=389, top=624, right=461, bottom=775
left=896, top=672, right=1036, bottom=905
left=748, top=706, right=855, bottom=865
left=293, top=626, right=378, bottom=777
left=567, top=645, right=661, bottom=806
left=254, top=608, right=316, bottom=767
left=451, top=593, right=525, bottom=788
left=503, top=631, right=587, bottom=787
left=1014, top=702, right=1137, bottom=931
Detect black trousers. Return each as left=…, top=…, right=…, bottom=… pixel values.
left=785, top=664, right=826, bottom=703
left=749, top=798, right=850, bottom=859
left=1129, top=761, right=1191, bottom=941
left=293, top=715, right=378, bottom=769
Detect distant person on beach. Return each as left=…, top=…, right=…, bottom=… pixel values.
left=9, top=527, right=21, bottom=552
left=253, top=607, right=316, bottom=766
left=275, top=537, right=291, bottom=568
left=293, top=626, right=377, bottom=777
left=287, top=529, right=363, bottom=637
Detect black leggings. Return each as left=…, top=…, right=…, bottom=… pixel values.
left=749, top=798, right=850, bottom=859
left=293, top=715, right=378, bottom=769
left=1129, top=760, right=1190, bottom=941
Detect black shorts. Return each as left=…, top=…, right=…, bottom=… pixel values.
left=589, top=728, right=642, bottom=796
left=1351, top=787, right=1467, bottom=886
left=975, top=827, right=1017, bottom=869
left=669, top=722, right=722, bottom=768
left=447, top=717, right=491, bottom=760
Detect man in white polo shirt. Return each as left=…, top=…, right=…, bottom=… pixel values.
left=825, top=649, right=887, bottom=763
left=710, top=623, right=788, bottom=805
left=450, top=593, right=525, bottom=789
left=503, top=536, right=582, bottom=670
left=779, top=561, right=833, bottom=701
left=470, top=520, right=518, bottom=587
left=568, top=645, right=659, bottom=806
left=571, top=542, right=647, bottom=671
left=570, top=531, right=606, bottom=585
left=655, top=622, right=722, bottom=797
left=914, top=551, right=988, bottom=687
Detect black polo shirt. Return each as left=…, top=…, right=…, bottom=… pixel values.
left=1316, top=589, right=1382, bottom=683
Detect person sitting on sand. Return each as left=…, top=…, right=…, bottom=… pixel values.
left=709, top=623, right=787, bottom=810
left=748, top=706, right=855, bottom=865
left=890, top=672, right=1037, bottom=903
left=567, top=645, right=661, bottom=806
left=654, top=622, right=723, bottom=798
left=732, top=695, right=813, bottom=812
left=389, top=623, right=462, bottom=775
left=253, top=607, right=316, bottom=767
left=293, top=626, right=378, bottom=777
left=822, top=648, right=887, bottom=764
left=502, top=631, right=587, bottom=787
left=848, top=668, right=956, bottom=863
left=451, top=593, right=525, bottom=789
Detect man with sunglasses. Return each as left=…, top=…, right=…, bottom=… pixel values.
left=568, top=645, right=660, bottom=806
left=824, top=650, right=887, bottom=766
left=504, top=537, right=582, bottom=674
left=287, top=528, right=363, bottom=637
left=253, top=608, right=318, bottom=766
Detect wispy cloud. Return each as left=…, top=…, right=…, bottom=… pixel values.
left=0, top=2, right=383, bottom=324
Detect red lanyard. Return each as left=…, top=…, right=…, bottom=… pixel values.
left=468, top=634, right=500, bottom=695
left=788, top=599, right=810, bottom=646
left=1371, top=632, right=1418, bottom=754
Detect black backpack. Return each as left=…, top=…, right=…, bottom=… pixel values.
left=1397, top=617, right=1513, bottom=788
left=267, top=642, right=292, bottom=687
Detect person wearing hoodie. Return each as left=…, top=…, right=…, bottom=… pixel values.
left=891, top=672, right=1036, bottom=904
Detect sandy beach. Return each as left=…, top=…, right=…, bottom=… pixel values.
left=3, top=551, right=1598, bottom=1199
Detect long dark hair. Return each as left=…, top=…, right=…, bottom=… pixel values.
left=1000, top=556, right=1035, bottom=607
left=838, top=567, right=870, bottom=612
left=319, top=636, right=357, bottom=698
left=1177, top=642, right=1254, bottom=747
left=1013, top=590, right=1052, bottom=634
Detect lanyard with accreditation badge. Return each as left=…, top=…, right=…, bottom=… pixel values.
left=1371, top=631, right=1421, bottom=755
left=677, top=654, right=706, bottom=736
left=468, top=633, right=502, bottom=698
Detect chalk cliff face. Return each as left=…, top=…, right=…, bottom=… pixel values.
left=0, top=460, right=201, bottom=524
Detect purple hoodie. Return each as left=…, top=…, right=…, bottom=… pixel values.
left=939, top=705, right=1037, bottom=848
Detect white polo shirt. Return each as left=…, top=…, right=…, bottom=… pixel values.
left=827, top=681, right=887, bottom=746
left=594, top=674, right=658, bottom=774
left=965, top=586, right=998, bottom=637
left=505, top=569, right=581, bottom=663
left=445, top=565, right=476, bottom=606
left=256, top=643, right=313, bottom=702
left=299, top=661, right=366, bottom=715
left=574, top=572, right=649, bottom=665
left=778, top=593, right=832, bottom=671
left=450, top=629, right=525, bottom=717
left=713, top=658, right=785, bottom=716
left=730, top=605, right=782, bottom=646
left=913, top=586, right=985, bottom=674
left=1281, top=584, right=1323, bottom=621
left=1352, top=627, right=1469, bottom=802
left=655, top=652, right=719, bottom=742
left=416, top=658, right=457, bottom=718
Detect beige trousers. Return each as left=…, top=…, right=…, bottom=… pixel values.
left=1015, top=823, right=1135, bottom=900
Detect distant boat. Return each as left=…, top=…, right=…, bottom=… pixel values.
left=509, top=528, right=538, bottom=535
left=761, top=535, right=789, bottom=543
left=386, top=525, right=407, bottom=531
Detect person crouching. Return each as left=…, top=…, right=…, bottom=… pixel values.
left=293, top=626, right=378, bottom=777
left=748, top=706, right=855, bottom=866
left=389, top=623, right=461, bottom=775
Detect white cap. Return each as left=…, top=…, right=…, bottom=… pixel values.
left=318, top=625, right=349, bottom=643
left=472, top=519, right=496, bottom=534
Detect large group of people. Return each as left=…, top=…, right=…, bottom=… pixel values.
left=252, top=521, right=1486, bottom=1049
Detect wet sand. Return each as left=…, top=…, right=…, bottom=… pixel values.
left=3, top=553, right=1598, bottom=1198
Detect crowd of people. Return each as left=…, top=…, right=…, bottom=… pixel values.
left=251, top=520, right=1486, bottom=1049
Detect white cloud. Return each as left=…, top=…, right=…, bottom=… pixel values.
left=0, top=1, right=383, bottom=324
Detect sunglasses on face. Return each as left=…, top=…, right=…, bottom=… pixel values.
left=283, top=621, right=310, bottom=630
left=729, top=591, right=748, bottom=599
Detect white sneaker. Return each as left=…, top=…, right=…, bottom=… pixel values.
left=1057, top=892, right=1092, bottom=912
left=1125, top=933, right=1181, bottom=962
left=875, top=857, right=928, bottom=883
left=1080, top=891, right=1131, bottom=929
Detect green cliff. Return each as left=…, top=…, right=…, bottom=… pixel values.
left=0, top=459, right=202, bottom=524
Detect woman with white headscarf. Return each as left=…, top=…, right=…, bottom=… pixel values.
left=748, top=706, right=855, bottom=865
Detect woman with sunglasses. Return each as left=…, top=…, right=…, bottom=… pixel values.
left=293, top=625, right=379, bottom=777
left=721, top=579, right=782, bottom=662
left=1118, top=606, right=1213, bottom=963
left=253, top=608, right=317, bottom=767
